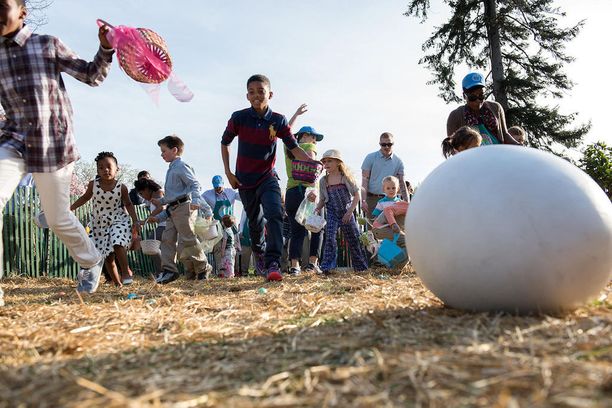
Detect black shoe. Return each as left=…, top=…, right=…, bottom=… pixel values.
left=156, top=271, right=179, bottom=284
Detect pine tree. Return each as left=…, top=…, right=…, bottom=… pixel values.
left=405, top=0, right=590, bottom=151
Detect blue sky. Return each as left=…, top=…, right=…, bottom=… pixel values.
left=30, top=0, right=612, bottom=186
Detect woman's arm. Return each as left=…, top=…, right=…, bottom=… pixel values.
left=446, top=106, right=463, bottom=137
left=496, top=102, right=519, bottom=145
left=70, top=181, right=94, bottom=211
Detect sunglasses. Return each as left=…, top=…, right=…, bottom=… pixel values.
left=466, top=93, right=485, bottom=102
left=380, top=143, right=394, bottom=147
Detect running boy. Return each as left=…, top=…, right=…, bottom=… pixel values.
left=149, top=135, right=213, bottom=284
left=0, top=0, right=114, bottom=301
left=221, top=74, right=317, bottom=281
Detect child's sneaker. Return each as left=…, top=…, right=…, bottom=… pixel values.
left=266, top=262, right=283, bottom=281
left=77, top=261, right=104, bottom=294
left=288, top=266, right=301, bottom=276
left=254, top=252, right=266, bottom=276
left=305, top=263, right=323, bottom=274
left=156, top=270, right=179, bottom=284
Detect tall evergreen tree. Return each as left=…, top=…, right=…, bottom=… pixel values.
left=405, top=0, right=590, bottom=151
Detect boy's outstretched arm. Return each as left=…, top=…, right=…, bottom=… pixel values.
left=289, top=146, right=319, bottom=163
left=221, top=144, right=242, bottom=189
left=55, top=24, right=114, bottom=87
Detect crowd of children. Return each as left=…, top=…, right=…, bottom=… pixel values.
left=0, top=0, right=529, bottom=303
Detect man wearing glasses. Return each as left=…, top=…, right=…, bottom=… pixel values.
left=361, top=132, right=410, bottom=220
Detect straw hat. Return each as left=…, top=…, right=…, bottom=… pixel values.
left=321, top=149, right=343, bottom=163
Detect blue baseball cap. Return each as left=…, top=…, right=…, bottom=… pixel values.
left=212, top=175, right=224, bottom=188
left=462, top=72, right=486, bottom=90
left=295, top=126, right=324, bottom=142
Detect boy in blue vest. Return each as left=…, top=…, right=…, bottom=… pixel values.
left=221, top=74, right=317, bottom=281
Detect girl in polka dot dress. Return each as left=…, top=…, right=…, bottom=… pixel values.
left=71, top=152, right=140, bottom=287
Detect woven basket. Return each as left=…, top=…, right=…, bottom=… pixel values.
left=98, top=20, right=173, bottom=84
left=141, top=221, right=161, bottom=256
left=117, top=27, right=173, bottom=84
left=291, top=160, right=322, bottom=184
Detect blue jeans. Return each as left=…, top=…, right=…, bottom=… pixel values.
left=239, top=176, right=283, bottom=268
left=285, top=185, right=321, bottom=261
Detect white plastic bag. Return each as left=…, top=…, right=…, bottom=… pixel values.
left=295, top=187, right=317, bottom=226
left=304, top=214, right=326, bottom=233
left=194, top=217, right=223, bottom=253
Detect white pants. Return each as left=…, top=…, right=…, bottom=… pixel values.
left=0, top=147, right=101, bottom=279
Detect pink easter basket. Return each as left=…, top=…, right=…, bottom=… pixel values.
left=98, top=19, right=172, bottom=84
left=97, top=19, right=193, bottom=102
left=291, top=160, right=323, bottom=184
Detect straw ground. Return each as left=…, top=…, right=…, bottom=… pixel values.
left=0, top=269, right=610, bottom=407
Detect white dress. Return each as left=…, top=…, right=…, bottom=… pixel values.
left=89, top=180, right=132, bottom=258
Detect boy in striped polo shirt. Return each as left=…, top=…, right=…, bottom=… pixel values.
left=221, top=74, right=316, bottom=281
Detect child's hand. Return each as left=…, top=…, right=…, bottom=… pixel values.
left=146, top=216, right=158, bottom=224
left=189, top=204, right=200, bottom=211
left=307, top=191, right=317, bottom=202
left=391, top=223, right=401, bottom=233
left=98, top=24, right=113, bottom=49
left=294, top=104, right=308, bottom=117
left=342, top=211, right=353, bottom=224
left=226, top=172, right=242, bottom=189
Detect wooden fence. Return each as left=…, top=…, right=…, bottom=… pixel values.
left=2, top=187, right=359, bottom=279
left=2, top=187, right=156, bottom=279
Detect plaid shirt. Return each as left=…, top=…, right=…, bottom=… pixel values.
left=0, top=26, right=114, bottom=173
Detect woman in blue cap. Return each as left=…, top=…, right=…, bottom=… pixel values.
left=446, top=72, right=519, bottom=147
left=284, top=104, right=324, bottom=275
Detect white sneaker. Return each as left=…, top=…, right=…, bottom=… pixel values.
left=0, top=287, right=4, bottom=307
left=77, top=261, right=104, bottom=294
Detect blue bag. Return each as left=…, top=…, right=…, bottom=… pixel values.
left=377, top=234, right=407, bottom=268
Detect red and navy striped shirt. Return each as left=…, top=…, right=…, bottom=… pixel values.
left=222, top=107, right=298, bottom=189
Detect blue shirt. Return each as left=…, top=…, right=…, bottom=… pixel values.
left=361, top=151, right=405, bottom=195
left=159, top=157, right=211, bottom=217
left=221, top=107, right=298, bottom=189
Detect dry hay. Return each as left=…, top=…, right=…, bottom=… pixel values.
left=0, top=267, right=610, bottom=408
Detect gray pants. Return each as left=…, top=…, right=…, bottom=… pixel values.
left=160, top=202, right=209, bottom=277
left=212, top=239, right=224, bottom=275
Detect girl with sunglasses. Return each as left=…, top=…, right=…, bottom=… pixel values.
left=446, top=72, right=519, bottom=145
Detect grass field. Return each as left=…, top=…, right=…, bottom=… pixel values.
left=0, top=269, right=610, bottom=407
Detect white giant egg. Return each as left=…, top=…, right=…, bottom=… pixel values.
left=405, top=146, right=612, bottom=313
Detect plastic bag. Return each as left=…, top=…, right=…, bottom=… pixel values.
left=194, top=217, right=223, bottom=254
left=304, top=214, right=326, bottom=233
left=295, top=187, right=317, bottom=226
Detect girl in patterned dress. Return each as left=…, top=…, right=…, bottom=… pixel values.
left=71, top=152, right=140, bottom=287
left=315, top=149, right=368, bottom=274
